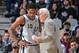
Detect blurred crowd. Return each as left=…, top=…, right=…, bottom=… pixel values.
left=0, top=0, right=79, bottom=53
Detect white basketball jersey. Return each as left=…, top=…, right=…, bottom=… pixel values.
left=22, top=14, right=40, bottom=43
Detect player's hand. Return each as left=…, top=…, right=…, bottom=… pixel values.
left=9, top=35, right=17, bottom=42
left=12, top=41, right=19, bottom=49
left=18, top=40, right=27, bottom=48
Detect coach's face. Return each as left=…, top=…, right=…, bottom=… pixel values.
left=38, top=11, right=47, bottom=23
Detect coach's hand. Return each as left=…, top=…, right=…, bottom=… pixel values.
left=32, top=35, right=42, bottom=43
left=32, top=35, right=38, bottom=43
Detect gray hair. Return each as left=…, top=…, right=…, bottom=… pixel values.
left=38, top=8, right=50, bottom=18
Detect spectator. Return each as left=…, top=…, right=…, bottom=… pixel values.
left=66, top=15, right=78, bottom=31
left=75, top=26, right=79, bottom=38
left=59, top=0, right=77, bottom=23
left=70, top=0, right=78, bottom=20
left=19, top=8, right=26, bottom=16
left=48, top=2, right=62, bottom=30
left=36, top=0, right=48, bottom=9
left=9, top=0, right=23, bottom=20
left=52, top=17, right=62, bottom=30
left=16, top=0, right=23, bottom=7
left=60, top=22, right=72, bottom=38
left=11, top=0, right=29, bottom=22
left=69, top=37, right=79, bottom=53
left=20, top=0, right=29, bottom=15
left=49, top=2, right=60, bottom=19
left=29, top=0, right=36, bottom=3
left=0, top=0, right=2, bottom=6
left=3, top=29, right=12, bottom=53
left=75, top=0, right=79, bottom=21
left=72, top=26, right=79, bottom=37
left=4, top=0, right=16, bottom=17
left=59, top=0, right=71, bottom=23
left=60, top=33, right=71, bottom=53
left=0, top=35, right=4, bottom=53
left=22, top=0, right=28, bottom=9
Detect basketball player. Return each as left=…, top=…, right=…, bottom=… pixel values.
left=8, top=3, right=40, bottom=53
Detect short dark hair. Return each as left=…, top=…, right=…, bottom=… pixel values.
left=63, top=22, right=71, bottom=26
left=4, top=29, right=8, bottom=33
left=70, top=37, right=79, bottom=44
left=64, top=33, right=70, bottom=36
left=28, top=3, right=37, bottom=9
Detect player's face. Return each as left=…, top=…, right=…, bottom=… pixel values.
left=28, top=9, right=36, bottom=18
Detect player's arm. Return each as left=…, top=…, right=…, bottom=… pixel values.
left=8, top=16, right=24, bottom=42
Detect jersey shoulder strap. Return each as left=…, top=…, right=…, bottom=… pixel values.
left=19, top=15, right=26, bottom=38
left=20, top=14, right=27, bottom=26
